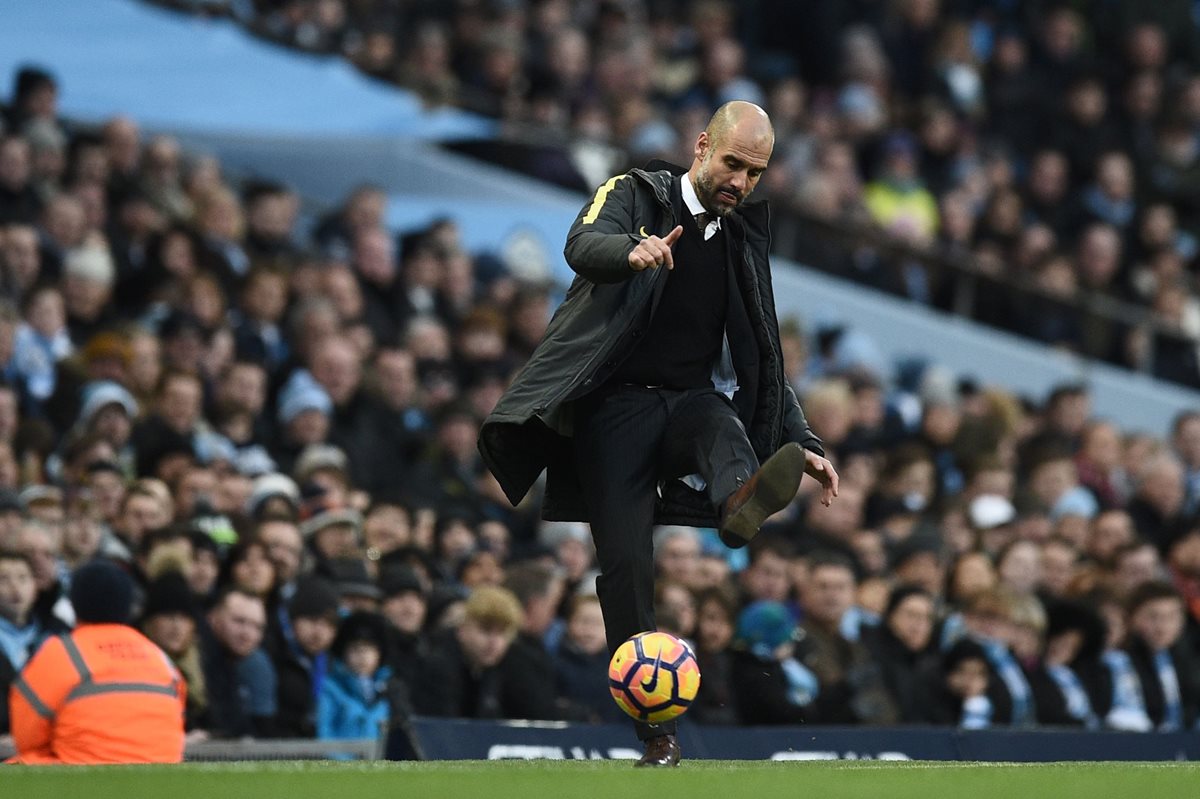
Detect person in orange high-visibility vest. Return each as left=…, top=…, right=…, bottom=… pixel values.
left=8, top=560, right=186, bottom=764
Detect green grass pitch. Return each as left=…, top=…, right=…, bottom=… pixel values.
left=4, top=760, right=1200, bottom=799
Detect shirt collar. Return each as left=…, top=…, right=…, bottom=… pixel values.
left=681, top=174, right=721, bottom=231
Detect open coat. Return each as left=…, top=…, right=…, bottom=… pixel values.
left=478, top=163, right=822, bottom=527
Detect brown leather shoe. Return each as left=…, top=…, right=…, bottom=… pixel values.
left=635, top=734, right=682, bottom=767
left=719, top=442, right=806, bottom=548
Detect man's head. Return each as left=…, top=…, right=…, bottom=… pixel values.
left=503, top=560, right=564, bottom=637
left=0, top=550, right=36, bottom=626
left=70, top=559, right=135, bottom=625
left=741, top=537, right=793, bottom=603
left=456, top=585, right=523, bottom=670
left=289, top=577, right=341, bottom=657
left=258, top=518, right=304, bottom=585
left=140, top=571, right=199, bottom=657
left=801, top=550, right=858, bottom=630
left=1127, top=581, right=1185, bottom=652
left=653, top=526, right=701, bottom=588
left=208, top=587, right=267, bottom=659
left=688, top=101, right=774, bottom=217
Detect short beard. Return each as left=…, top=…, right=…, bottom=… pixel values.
left=696, top=157, right=737, bottom=217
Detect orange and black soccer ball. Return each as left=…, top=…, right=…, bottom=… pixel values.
left=608, top=631, right=701, bottom=724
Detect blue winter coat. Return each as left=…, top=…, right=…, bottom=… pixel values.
left=315, top=660, right=391, bottom=741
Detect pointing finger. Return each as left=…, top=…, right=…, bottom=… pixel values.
left=663, top=225, right=684, bottom=246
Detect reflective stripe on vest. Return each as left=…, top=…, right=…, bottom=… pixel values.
left=13, top=675, right=55, bottom=720
left=66, top=680, right=180, bottom=702
left=56, top=633, right=180, bottom=705
left=57, top=634, right=93, bottom=683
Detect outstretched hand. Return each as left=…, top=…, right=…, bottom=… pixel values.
left=628, top=225, right=684, bottom=271
left=803, top=450, right=840, bottom=507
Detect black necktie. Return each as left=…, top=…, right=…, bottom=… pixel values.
left=694, top=212, right=710, bottom=232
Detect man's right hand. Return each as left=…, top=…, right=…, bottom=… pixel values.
left=628, top=225, right=684, bottom=271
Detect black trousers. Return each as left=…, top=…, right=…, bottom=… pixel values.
left=572, top=384, right=758, bottom=740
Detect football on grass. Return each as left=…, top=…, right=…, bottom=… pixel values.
left=608, top=631, right=701, bottom=724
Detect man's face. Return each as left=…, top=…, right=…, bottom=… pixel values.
left=209, top=593, right=266, bottom=659
left=457, top=618, right=514, bottom=670
left=656, top=535, right=700, bottom=586
left=888, top=593, right=934, bottom=653
left=121, top=493, right=166, bottom=543
left=947, top=657, right=988, bottom=699
left=314, top=522, right=359, bottom=559
left=1116, top=546, right=1160, bottom=596
left=382, top=592, right=426, bottom=635
left=144, top=612, right=196, bottom=656
left=220, top=364, right=267, bottom=415
left=0, top=558, right=36, bottom=624
left=1131, top=597, right=1185, bottom=652
left=803, top=564, right=856, bottom=628
left=18, top=525, right=60, bottom=591
left=259, top=521, right=303, bottom=584
left=160, top=376, right=202, bottom=433
left=692, top=126, right=771, bottom=217
left=743, top=551, right=791, bottom=603
left=293, top=615, right=337, bottom=656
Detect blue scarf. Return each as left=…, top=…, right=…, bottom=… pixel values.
left=981, top=638, right=1035, bottom=726
left=961, top=694, right=992, bottom=729
left=1047, top=664, right=1099, bottom=729
left=0, top=615, right=41, bottom=670
left=1153, top=650, right=1184, bottom=731
left=780, top=657, right=820, bottom=708
left=1102, top=649, right=1152, bottom=731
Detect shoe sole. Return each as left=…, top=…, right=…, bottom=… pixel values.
left=719, top=442, right=806, bottom=547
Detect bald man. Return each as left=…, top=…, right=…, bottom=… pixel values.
left=479, top=102, right=838, bottom=765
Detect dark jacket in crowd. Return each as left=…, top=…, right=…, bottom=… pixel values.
left=1126, top=634, right=1200, bottom=729
left=861, top=623, right=937, bottom=723
left=553, top=639, right=625, bottom=724
left=198, top=627, right=278, bottom=738
left=729, top=647, right=810, bottom=725
left=412, top=630, right=558, bottom=721
left=797, top=621, right=899, bottom=724
left=479, top=163, right=823, bottom=527
left=690, top=648, right=739, bottom=725
left=272, top=644, right=328, bottom=738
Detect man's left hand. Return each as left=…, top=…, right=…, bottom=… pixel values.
left=803, top=450, right=839, bottom=507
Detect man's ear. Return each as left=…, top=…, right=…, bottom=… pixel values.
left=695, top=131, right=709, bottom=161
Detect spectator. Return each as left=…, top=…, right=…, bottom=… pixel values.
left=926, top=638, right=993, bottom=727
left=553, top=593, right=620, bottom=723
left=0, top=550, right=42, bottom=735
left=199, top=586, right=277, bottom=738
left=140, top=569, right=207, bottom=731
left=274, top=576, right=338, bottom=738
left=729, top=600, right=815, bottom=725
left=1124, top=581, right=1200, bottom=729
left=414, top=585, right=555, bottom=720
left=863, top=584, right=936, bottom=723
left=796, top=551, right=897, bottom=724
left=316, top=611, right=393, bottom=745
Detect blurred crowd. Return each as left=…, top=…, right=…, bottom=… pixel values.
left=163, top=0, right=1200, bottom=387
left=4, top=11, right=1200, bottom=747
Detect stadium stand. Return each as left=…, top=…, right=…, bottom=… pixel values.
left=2, top=1, right=1200, bottom=761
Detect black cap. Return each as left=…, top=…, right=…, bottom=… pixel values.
left=322, top=557, right=382, bottom=601
left=331, top=611, right=389, bottom=659
left=142, top=571, right=200, bottom=621
left=289, top=576, right=342, bottom=620
left=71, top=560, right=135, bottom=625
left=379, top=565, right=424, bottom=599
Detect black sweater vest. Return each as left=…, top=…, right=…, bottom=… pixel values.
left=613, top=199, right=728, bottom=390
